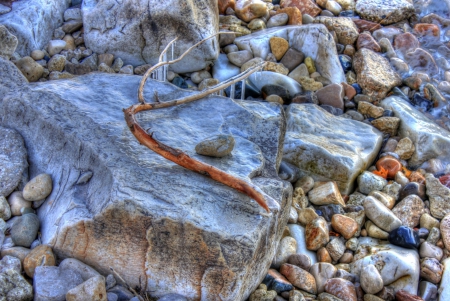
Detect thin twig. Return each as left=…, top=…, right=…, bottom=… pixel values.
left=138, top=32, right=235, bottom=104
left=110, top=267, right=143, bottom=300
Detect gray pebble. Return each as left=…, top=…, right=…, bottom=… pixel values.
left=10, top=213, right=40, bottom=247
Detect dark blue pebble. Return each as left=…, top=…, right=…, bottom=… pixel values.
left=339, top=55, right=352, bottom=73
left=316, top=209, right=323, bottom=217
left=339, top=10, right=357, bottom=17
left=382, top=109, right=395, bottom=117
left=388, top=226, right=420, bottom=249
left=172, top=76, right=188, bottom=89
left=44, top=55, right=50, bottom=62
left=263, top=273, right=293, bottom=293
left=411, top=93, right=433, bottom=112
left=318, top=204, right=345, bottom=222
left=351, top=83, right=362, bottom=94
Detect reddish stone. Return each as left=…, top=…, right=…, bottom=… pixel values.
left=414, top=23, right=440, bottom=37
left=409, top=171, right=426, bottom=184
left=356, top=33, right=381, bottom=52
left=393, top=33, right=420, bottom=57
left=280, top=0, right=321, bottom=17
left=375, top=155, right=402, bottom=179
left=275, top=7, right=302, bottom=25
left=439, top=174, right=450, bottom=188
left=342, top=82, right=356, bottom=100
left=395, top=290, right=425, bottom=301
left=353, top=19, right=382, bottom=32
left=218, top=0, right=235, bottom=14
left=324, top=278, right=357, bottom=301
left=404, top=48, right=439, bottom=76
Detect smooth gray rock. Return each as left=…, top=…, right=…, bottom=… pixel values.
left=351, top=237, right=420, bottom=295
left=212, top=53, right=241, bottom=83
left=0, top=71, right=290, bottom=301
left=0, top=25, right=18, bottom=60
left=380, top=96, right=450, bottom=167
left=195, top=135, right=235, bottom=157
left=10, top=213, right=39, bottom=247
left=0, top=126, right=28, bottom=198
left=0, top=0, right=70, bottom=56
left=283, top=104, right=383, bottom=195
left=363, top=196, right=402, bottom=232
left=82, top=0, right=219, bottom=73
left=235, top=25, right=346, bottom=84
left=33, top=266, right=84, bottom=301
left=248, top=71, right=302, bottom=97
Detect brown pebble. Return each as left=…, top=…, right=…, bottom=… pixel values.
left=23, top=245, right=56, bottom=278
left=395, top=289, right=425, bottom=301
left=324, top=278, right=357, bottom=301
left=331, top=214, right=358, bottom=239
left=317, top=247, right=332, bottom=263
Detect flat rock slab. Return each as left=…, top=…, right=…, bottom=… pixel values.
left=381, top=96, right=450, bottom=167
left=0, top=72, right=290, bottom=300
left=0, top=126, right=28, bottom=197
left=283, top=104, right=383, bottom=195
left=0, top=0, right=70, bottom=56
left=234, top=25, right=346, bottom=85
left=82, top=0, right=219, bottom=73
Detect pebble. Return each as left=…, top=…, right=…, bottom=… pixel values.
left=392, top=195, right=425, bottom=228
left=420, top=258, right=443, bottom=284
left=263, top=269, right=294, bottom=293
left=195, top=134, right=235, bottom=157
left=324, top=278, right=357, bottom=301
left=317, top=247, right=332, bottom=263
left=357, top=101, right=384, bottom=118
left=305, top=217, right=329, bottom=251
left=420, top=213, right=439, bottom=231
left=357, top=171, right=387, bottom=195
left=272, top=236, right=297, bottom=269
left=331, top=214, right=358, bottom=239
left=399, top=182, right=426, bottom=201
left=297, top=207, right=317, bottom=226
left=267, top=13, right=289, bottom=27
left=10, top=213, right=40, bottom=248
left=388, top=226, right=420, bottom=249
left=23, top=244, right=56, bottom=278
left=0, top=196, right=11, bottom=221
left=360, top=264, right=383, bottom=294
left=227, top=50, right=253, bottom=67
left=371, top=117, right=401, bottom=137
left=363, top=196, right=402, bottom=232
left=294, top=176, right=314, bottom=193
left=365, top=220, right=389, bottom=239
left=419, top=281, right=438, bottom=301
left=325, top=0, right=342, bottom=15
left=326, top=237, right=346, bottom=261
left=280, top=263, right=317, bottom=294
left=280, top=48, right=304, bottom=71
left=308, top=181, right=345, bottom=206
left=15, top=56, right=44, bottom=82
left=310, top=262, right=336, bottom=293
left=47, top=40, right=67, bottom=57
left=316, top=83, right=344, bottom=110
left=269, top=37, right=289, bottom=61
left=419, top=241, right=443, bottom=261
left=31, top=49, right=45, bottom=61
left=287, top=253, right=311, bottom=270
left=369, top=191, right=395, bottom=209
left=66, top=275, right=107, bottom=301
left=249, top=284, right=277, bottom=301
left=23, top=173, right=53, bottom=201
left=47, top=54, right=66, bottom=72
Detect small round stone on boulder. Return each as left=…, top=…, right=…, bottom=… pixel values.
left=195, top=135, right=235, bottom=157
left=10, top=213, right=40, bottom=248
left=23, top=173, right=53, bottom=201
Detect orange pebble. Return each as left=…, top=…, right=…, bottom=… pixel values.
left=409, top=171, right=426, bottom=184
left=414, top=23, right=440, bottom=37
left=375, top=156, right=403, bottom=179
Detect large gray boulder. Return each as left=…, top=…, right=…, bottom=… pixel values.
left=0, top=126, right=28, bottom=198
left=0, top=0, right=71, bottom=56
left=283, top=104, right=383, bottom=195
left=380, top=96, right=450, bottom=168
left=82, top=0, right=219, bottom=73
left=234, top=25, right=346, bottom=85
left=0, top=71, right=290, bottom=300
left=0, top=57, right=27, bottom=99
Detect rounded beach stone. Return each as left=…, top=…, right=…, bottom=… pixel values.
left=23, top=173, right=52, bottom=201
left=395, top=137, right=415, bottom=160
left=47, top=54, right=66, bottom=72
left=419, top=241, right=443, bottom=261
left=227, top=50, right=253, bottom=67
left=295, top=176, right=315, bottom=193
left=324, top=278, right=357, bottom=301
left=392, top=195, right=425, bottom=228
left=287, top=253, right=312, bottom=270
left=269, top=37, right=289, bottom=61
left=8, top=191, right=31, bottom=216
left=66, top=275, right=107, bottom=301
left=420, top=258, right=443, bottom=284
left=272, top=236, right=297, bottom=269
left=358, top=171, right=387, bottom=194
left=280, top=263, right=317, bottom=294
left=305, top=217, right=329, bottom=251
left=191, top=70, right=212, bottom=84
left=267, top=13, right=289, bottom=28
left=24, top=244, right=56, bottom=277
left=440, top=213, right=450, bottom=251
left=10, top=213, right=40, bottom=248
left=388, top=225, right=420, bottom=249
left=195, top=135, right=235, bottom=157
left=360, top=264, right=383, bottom=294
left=331, top=214, right=358, bottom=239
left=317, top=247, right=332, bottom=263
left=15, top=56, right=44, bottom=82
left=363, top=196, right=402, bottom=232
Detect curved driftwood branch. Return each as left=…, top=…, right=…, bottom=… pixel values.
left=125, top=34, right=272, bottom=213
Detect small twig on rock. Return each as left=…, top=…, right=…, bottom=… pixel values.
left=125, top=33, right=272, bottom=213
left=110, top=267, right=144, bottom=301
